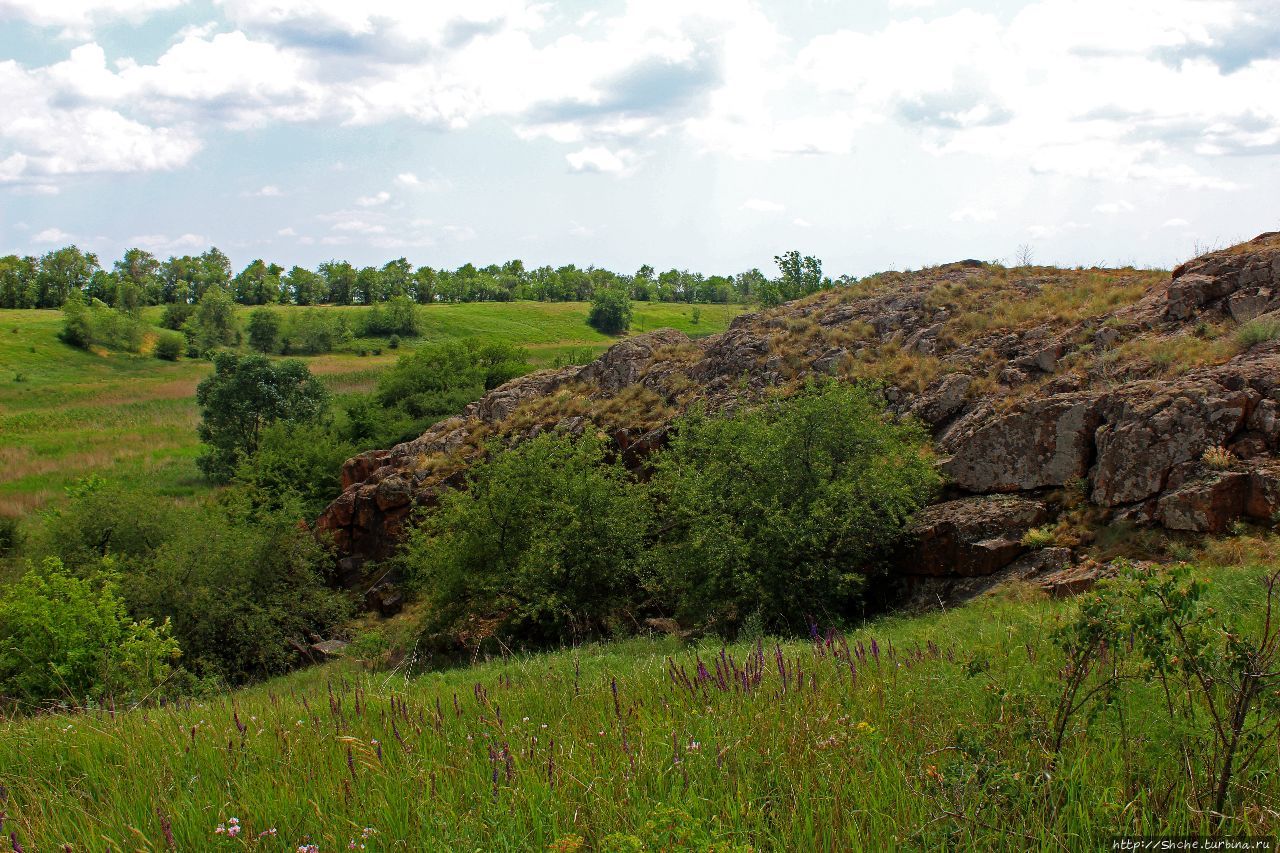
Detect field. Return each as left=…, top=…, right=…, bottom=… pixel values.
left=2, top=550, right=1276, bottom=850
left=0, top=302, right=745, bottom=516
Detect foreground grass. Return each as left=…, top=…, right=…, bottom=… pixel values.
left=0, top=302, right=744, bottom=513
left=4, top=557, right=1276, bottom=851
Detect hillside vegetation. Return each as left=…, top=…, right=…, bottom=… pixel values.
left=0, top=301, right=742, bottom=513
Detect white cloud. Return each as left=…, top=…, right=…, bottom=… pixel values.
left=395, top=173, right=420, bottom=186
left=128, top=232, right=206, bottom=252
left=565, top=146, right=637, bottom=175
left=31, top=227, right=72, bottom=243
left=742, top=198, right=784, bottom=212
left=1094, top=200, right=1135, bottom=215
left=0, top=0, right=187, bottom=38
left=277, top=227, right=297, bottom=237
left=356, top=190, right=391, bottom=207
left=950, top=207, right=997, bottom=222
left=252, top=184, right=281, bottom=197
left=792, top=217, right=812, bottom=228
left=1163, top=217, right=1192, bottom=228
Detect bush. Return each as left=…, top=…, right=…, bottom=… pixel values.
left=31, top=477, right=178, bottom=569
left=375, top=340, right=528, bottom=423
left=362, top=296, right=420, bottom=337
left=231, top=421, right=354, bottom=518
left=0, top=514, right=19, bottom=555
left=58, top=293, right=145, bottom=352
left=1020, top=525, right=1057, bottom=549
left=283, top=309, right=351, bottom=354
left=189, top=285, right=237, bottom=353
left=0, top=557, right=179, bottom=707
left=388, top=334, right=401, bottom=349
left=247, top=307, right=283, bottom=353
left=649, top=382, right=940, bottom=633
left=1236, top=316, right=1280, bottom=350
left=122, top=503, right=351, bottom=684
left=588, top=288, right=632, bottom=335
left=159, top=302, right=195, bottom=331
left=154, top=331, right=183, bottom=361
left=195, top=352, right=330, bottom=482
left=400, top=431, right=651, bottom=647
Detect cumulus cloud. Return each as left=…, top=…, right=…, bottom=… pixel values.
left=31, top=227, right=72, bottom=243
left=1094, top=200, right=1135, bottom=214
left=0, top=0, right=187, bottom=38
left=356, top=190, right=391, bottom=207
left=741, top=198, right=785, bottom=212
left=950, top=207, right=998, bottom=222
left=129, top=232, right=206, bottom=252
left=565, top=146, right=637, bottom=174
left=252, top=185, right=281, bottom=197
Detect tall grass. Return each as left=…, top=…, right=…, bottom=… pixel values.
left=3, top=559, right=1276, bottom=850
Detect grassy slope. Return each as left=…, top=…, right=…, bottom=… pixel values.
left=2, top=552, right=1275, bottom=850
left=0, top=302, right=744, bottom=514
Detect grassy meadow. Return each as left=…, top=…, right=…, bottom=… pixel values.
left=2, top=550, right=1277, bottom=851
left=0, top=301, right=745, bottom=515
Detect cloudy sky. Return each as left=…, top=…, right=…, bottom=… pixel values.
left=1, top=0, right=1277, bottom=277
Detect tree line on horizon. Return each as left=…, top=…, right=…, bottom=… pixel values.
left=0, top=244, right=838, bottom=310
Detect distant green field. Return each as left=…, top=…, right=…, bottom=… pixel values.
left=0, top=302, right=748, bottom=515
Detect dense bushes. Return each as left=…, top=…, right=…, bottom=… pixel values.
left=154, top=331, right=183, bottom=360
left=588, top=287, right=632, bottom=334
left=59, top=294, right=145, bottom=352
left=22, top=478, right=350, bottom=691
left=195, top=352, right=330, bottom=482
left=651, top=385, right=940, bottom=631
left=402, top=382, right=938, bottom=648
left=401, top=432, right=652, bottom=645
left=0, top=557, right=179, bottom=707
left=361, top=296, right=420, bottom=337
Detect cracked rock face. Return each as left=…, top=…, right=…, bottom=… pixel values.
left=316, top=234, right=1280, bottom=584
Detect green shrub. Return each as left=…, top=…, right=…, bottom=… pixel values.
left=1236, top=316, right=1280, bottom=350
left=588, top=288, right=632, bottom=335
left=362, top=296, right=420, bottom=337
left=31, top=477, right=178, bottom=569
left=1021, top=525, right=1057, bottom=549
left=154, top=331, right=183, bottom=361
left=195, top=352, right=330, bottom=482
left=0, top=514, right=19, bottom=555
left=375, top=340, right=528, bottom=422
left=122, top=503, right=351, bottom=684
left=58, top=293, right=145, bottom=352
left=649, top=382, right=940, bottom=633
left=189, top=285, right=237, bottom=353
left=246, top=306, right=283, bottom=353
left=0, top=557, right=179, bottom=707
left=388, top=333, right=401, bottom=349
left=231, top=421, right=354, bottom=518
left=159, top=302, right=195, bottom=331
left=401, top=431, right=651, bottom=647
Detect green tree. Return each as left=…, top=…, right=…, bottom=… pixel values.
left=401, top=431, right=652, bottom=646
left=773, top=251, right=826, bottom=300
left=588, top=288, right=632, bottom=335
left=247, top=307, right=282, bottom=353
left=650, top=382, right=940, bottom=632
left=0, top=557, right=179, bottom=707
left=190, top=285, right=237, bottom=353
left=36, top=245, right=99, bottom=307
left=231, top=422, right=353, bottom=518
left=375, top=340, right=527, bottom=422
left=195, top=352, right=329, bottom=482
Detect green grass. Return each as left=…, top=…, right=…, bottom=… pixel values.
left=2, top=556, right=1276, bottom=850
left=0, top=302, right=745, bottom=514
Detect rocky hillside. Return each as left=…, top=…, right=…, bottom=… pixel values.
left=318, top=233, right=1280, bottom=596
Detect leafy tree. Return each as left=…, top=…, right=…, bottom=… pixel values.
left=195, top=352, right=329, bottom=482
left=774, top=250, right=827, bottom=300
left=189, top=285, right=237, bottom=353
left=650, top=382, right=940, bottom=633
left=160, top=302, right=196, bottom=330
left=362, top=295, right=420, bottom=337
left=231, top=422, right=353, bottom=518
left=286, top=265, right=324, bottom=305
left=0, top=557, right=179, bottom=707
left=233, top=259, right=283, bottom=305
left=319, top=260, right=357, bottom=305
left=375, top=340, right=527, bottom=422
left=114, top=248, right=161, bottom=306
left=247, top=307, right=282, bottom=353
left=401, top=431, right=651, bottom=646
left=588, top=288, right=632, bottom=335
left=154, top=332, right=183, bottom=361
left=36, top=246, right=99, bottom=308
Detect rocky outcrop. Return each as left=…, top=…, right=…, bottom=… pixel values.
left=904, top=496, right=1047, bottom=577
left=316, top=233, right=1280, bottom=590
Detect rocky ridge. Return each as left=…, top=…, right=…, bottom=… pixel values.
left=317, top=233, right=1280, bottom=593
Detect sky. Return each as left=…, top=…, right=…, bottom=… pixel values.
left=0, top=0, right=1277, bottom=278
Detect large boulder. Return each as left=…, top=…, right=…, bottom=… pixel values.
left=903, top=495, right=1048, bottom=577
left=940, top=393, right=1103, bottom=492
